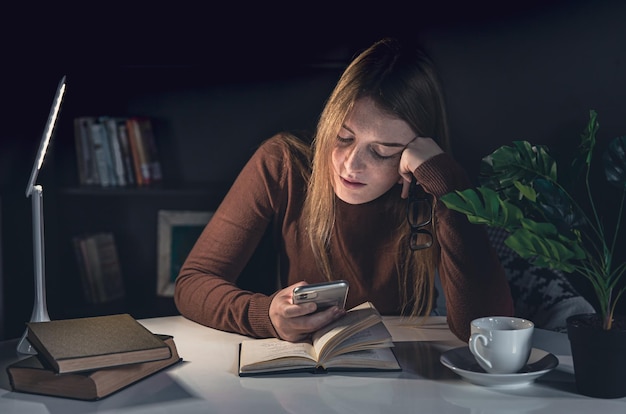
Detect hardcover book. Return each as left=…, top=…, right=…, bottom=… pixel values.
left=89, top=119, right=115, bottom=187
left=101, top=116, right=128, bottom=187
left=126, top=117, right=150, bottom=185
left=238, top=302, right=401, bottom=376
left=26, top=314, right=171, bottom=374
left=7, top=334, right=181, bottom=401
left=115, top=119, right=136, bottom=186
left=73, top=116, right=100, bottom=186
left=135, top=116, right=163, bottom=183
left=73, top=232, right=126, bottom=304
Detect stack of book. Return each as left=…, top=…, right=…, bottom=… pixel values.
left=73, top=116, right=163, bottom=188
left=7, top=314, right=182, bottom=400
left=73, top=232, right=126, bottom=304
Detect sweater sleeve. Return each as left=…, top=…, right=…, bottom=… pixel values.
left=174, top=135, right=292, bottom=338
left=414, top=153, right=515, bottom=341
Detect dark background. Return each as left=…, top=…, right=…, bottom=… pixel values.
left=1, top=0, right=625, bottom=339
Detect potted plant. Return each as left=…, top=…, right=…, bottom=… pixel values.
left=440, top=110, right=626, bottom=398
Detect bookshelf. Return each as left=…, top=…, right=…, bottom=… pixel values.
left=18, top=64, right=345, bottom=333
left=46, top=185, right=229, bottom=319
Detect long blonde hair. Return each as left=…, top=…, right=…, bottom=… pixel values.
left=302, top=38, right=450, bottom=317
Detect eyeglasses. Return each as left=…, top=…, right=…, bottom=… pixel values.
left=406, top=176, right=433, bottom=251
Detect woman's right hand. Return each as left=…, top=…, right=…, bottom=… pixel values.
left=269, top=281, right=346, bottom=342
left=398, top=136, right=444, bottom=198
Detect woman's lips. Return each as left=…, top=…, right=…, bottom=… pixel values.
left=340, top=176, right=365, bottom=189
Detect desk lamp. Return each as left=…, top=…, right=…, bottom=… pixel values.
left=17, top=76, right=66, bottom=354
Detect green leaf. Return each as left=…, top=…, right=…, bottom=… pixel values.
left=440, top=187, right=523, bottom=229
left=443, top=110, right=626, bottom=328
left=582, top=109, right=599, bottom=166
left=513, top=181, right=537, bottom=202
left=568, top=109, right=599, bottom=189
left=518, top=217, right=559, bottom=237
left=603, top=135, right=626, bottom=189
left=504, top=225, right=585, bottom=273
left=533, top=178, right=585, bottom=235
left=479, top=141, right=558, bottom=202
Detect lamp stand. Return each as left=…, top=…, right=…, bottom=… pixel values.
left=17, top=185, right=50, bottom=354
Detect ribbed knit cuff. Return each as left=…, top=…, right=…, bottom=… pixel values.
left=413, top=153, right=471, bottom=197
left=248, top=292, right=279, bottom=338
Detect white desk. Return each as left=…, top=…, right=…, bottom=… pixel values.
left=0, top=315, right=624, bottom=413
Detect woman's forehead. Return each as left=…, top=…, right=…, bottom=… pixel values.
left=343, top=97, right=415, bottom=144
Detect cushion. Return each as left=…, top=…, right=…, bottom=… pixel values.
left=485, top=226, right=595, bottom=332
left=432, top=226, right=595, bottom=333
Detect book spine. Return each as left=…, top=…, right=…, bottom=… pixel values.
left=75, top=117, right=100, bottom=186
left=84, top=235, right=108, bottom=303
left=103, top=117, right=127, bottom=187
left=73, top=118, right=87, bottom=185
left=116, top=121, right=136, bottom=186
left=130, top=117, right=151, bottom=185
left=125, top=118, right=147, bottom=186
left=89, top=121, right=113, bottom=187
left=93, top=232, right=125, bottom=301
left=73, top=236, right=98, bottom=304
left=137, top=118, right=163, bottom=184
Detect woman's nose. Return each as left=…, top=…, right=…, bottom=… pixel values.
left=344, top=146, right=365, bottom=172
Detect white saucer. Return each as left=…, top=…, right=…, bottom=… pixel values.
left=440, top=346, right=558, bottom=388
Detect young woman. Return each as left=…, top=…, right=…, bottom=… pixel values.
left=174, top=37, right=514, bottom=342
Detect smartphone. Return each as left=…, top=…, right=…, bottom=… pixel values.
left=292, top=280, right=349, bottom=312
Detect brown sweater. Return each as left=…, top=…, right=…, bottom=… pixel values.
left=174, top=134, right=514, bottom=341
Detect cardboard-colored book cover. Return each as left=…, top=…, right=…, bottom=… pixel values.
left=7, top=334, right=182, bottom=401
left=26, top=314, right=171, bottom=374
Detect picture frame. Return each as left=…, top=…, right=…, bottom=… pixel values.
left=157, top=210, right=213, bottom=297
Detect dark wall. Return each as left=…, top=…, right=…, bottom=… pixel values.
left=421, top=0, right=626, bottom=178
left=1, top=0, right=625, bottom=338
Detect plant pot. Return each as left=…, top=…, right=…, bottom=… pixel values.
left=566, top=313, right=626, bottom=399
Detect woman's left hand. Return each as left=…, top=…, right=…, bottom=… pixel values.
left=398, top=137, right=444, bottom=198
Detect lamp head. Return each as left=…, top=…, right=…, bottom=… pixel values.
left=25, top=76, right=66, bottom=198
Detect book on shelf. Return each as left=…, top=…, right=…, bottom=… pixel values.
left=74, top=116, right=100, bottom=186
left=238, top=302, right=401, bottom=376
left=90, top=119, right=117, bottom=187
left=135, top=116, right=163, bottom=184
left=126, top=116, right=164, bottom=186
left=26, top=313, right=172, bottom=374
left=73, top=232, right=126, bottom=304
left=115, top=119, right=136, bottom=186
left=72, top=115, right=161, bottom=187
left=7, top=334, right=182, bottom=401
left=101, top=116, right=128, bottom=187
left=125, top=117, right=147, bottom=186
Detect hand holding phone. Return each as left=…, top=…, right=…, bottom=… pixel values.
left=292, top=280, right=349, bottom=312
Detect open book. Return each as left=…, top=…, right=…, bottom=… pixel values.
left=238, top=302, right=401, bottom=376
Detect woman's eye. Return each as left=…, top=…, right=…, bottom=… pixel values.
left=336, top=136, right=398, bottom=161
left=336, top=136, right=353, bottom=146
left=370, top=150, right=394, bottom=160
left=370, top=145, right=398, bottom=160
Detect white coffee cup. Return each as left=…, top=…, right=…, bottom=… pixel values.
left=468, top=316, right=534, bottom=374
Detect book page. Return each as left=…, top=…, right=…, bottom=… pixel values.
left=239, top=338, right=317, bottom=372
left=312, top=302, right=382, bottom=358
left=322, top=347, right=401, bottom=370
left=322, top=322, right=393, bottom=360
